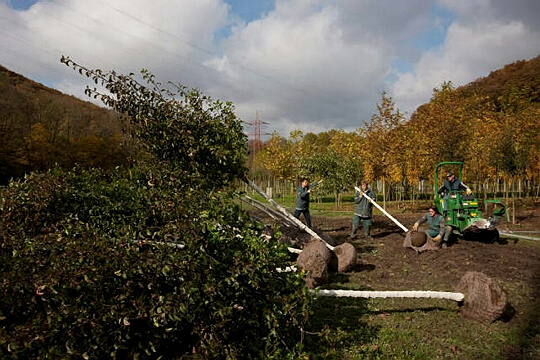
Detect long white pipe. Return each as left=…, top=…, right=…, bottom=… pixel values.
left=244, top=178, right=335, bottom=250
left=354, top=186, right=408, bottom=232
left=312, top=289, right=464, bottom=302
left=499, top=231, right=540, bottom=241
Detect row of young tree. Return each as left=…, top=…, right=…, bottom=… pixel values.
left=251, top=80, right=540, bottom=204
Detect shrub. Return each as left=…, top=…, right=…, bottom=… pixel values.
left=0, top=167, right=310, bottom=359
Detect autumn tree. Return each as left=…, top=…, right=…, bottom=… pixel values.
left=23, top=123, right=54, bottom=171
left=255, top=131, right=297, bottom=182
left=362, top=92, right=405, bottom=206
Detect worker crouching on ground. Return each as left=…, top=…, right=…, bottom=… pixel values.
left=349, top=180, right=376, bottom=240
left=413, top=205, right=453, bottom=249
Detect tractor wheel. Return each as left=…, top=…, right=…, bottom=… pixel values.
left=463, top=228, right=499, bottom=244
left=479, top=229, right=500, bottom=244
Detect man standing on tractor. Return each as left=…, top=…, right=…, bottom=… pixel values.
left=413, top=205, right=452, bottom=249
left=438, top=171, right=472, bottom=214
left=348, top=180, right=376, bottom=240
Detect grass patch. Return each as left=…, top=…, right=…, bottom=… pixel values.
left=303, top=295, right=539, bottom=359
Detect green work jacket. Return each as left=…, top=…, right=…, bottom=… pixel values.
left=354, top=188, right=375, bottom=218
left=418, top=213, right=445, bottom=237
left=295, top=181, right=321, bottom=211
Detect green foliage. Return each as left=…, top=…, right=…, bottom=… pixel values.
left=60, top=57, right=247, bottom=189
left=0, top=167, right=310, bottom=359
left=298, top=151, right=363, bottom=206
left=0, top=57, right=310, bottom=358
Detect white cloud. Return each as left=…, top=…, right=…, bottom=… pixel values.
left=391, top=14, right=540, bottom=114
left=205, top=0, right=403, bottom=132
left=1, top=0, right=230, bottom=96
left=1, top=0, right=539, bottom=136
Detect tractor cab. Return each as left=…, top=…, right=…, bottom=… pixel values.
left=434, top=162, right=507, bottom=240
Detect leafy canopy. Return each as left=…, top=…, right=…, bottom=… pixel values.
left=0, top=58, right=311, bottom=359
left=61, top=56, right=248, bottom=189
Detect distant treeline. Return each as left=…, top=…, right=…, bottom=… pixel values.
left=249, top=56, right=540, bottom=202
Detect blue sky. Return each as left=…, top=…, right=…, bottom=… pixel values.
left=1, top=0, right=539, bottom=136
left=8, top=0, right=33, bottom=10
left=227, top=0, right=274, bottom=23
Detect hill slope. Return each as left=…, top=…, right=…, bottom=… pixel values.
left=0, top=65, right=130, bottom=184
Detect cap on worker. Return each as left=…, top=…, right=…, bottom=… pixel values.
left=446, top=171, right=454, bottom=177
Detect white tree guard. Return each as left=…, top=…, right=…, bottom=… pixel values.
left=312, top=289, right=465, bottom=302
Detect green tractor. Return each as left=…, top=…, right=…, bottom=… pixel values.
left=434, top=162, right=508, bottom=242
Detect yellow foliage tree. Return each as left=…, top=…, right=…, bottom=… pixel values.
left=24, top=123, right=54, bottom=170
left=361, top=92, right=405, bottom=205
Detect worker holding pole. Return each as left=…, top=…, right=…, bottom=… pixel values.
left=294, top=178, right=323, bottom=229
left=349, top=180, right=376, bottom=240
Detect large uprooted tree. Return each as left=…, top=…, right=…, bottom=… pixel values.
left=0, top=57, right=311, bottom=359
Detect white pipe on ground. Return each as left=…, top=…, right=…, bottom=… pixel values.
left=312, top=289, right=465, bottom=302
left=499, top=231, right=540, bottom=241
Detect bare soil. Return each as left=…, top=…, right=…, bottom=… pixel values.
left=253, top=200, right=540, bottom=299
left=280, top=203, right=537, bottom=300
left=311, top=207, right=540, bottom=295
left=250, top=200, right=540, bottom=357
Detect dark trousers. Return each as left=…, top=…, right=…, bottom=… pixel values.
left=351, top=215, right=372, bottom=237
left=294, top=209, right=312, bottom=228
left=427, top=225, right=452, bottom=243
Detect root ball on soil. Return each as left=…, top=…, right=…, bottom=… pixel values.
left=456, top=271, right=508, bottom=323
left=411, top=231, right=427, bottom=247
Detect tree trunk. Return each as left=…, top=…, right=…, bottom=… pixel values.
left=243, top=177, right=335, bottom=250
left=312, top=289, right=464, bottom=302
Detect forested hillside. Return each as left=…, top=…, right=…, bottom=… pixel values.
left=0, top=65, right=132, bottom=184
left=459, top=55, right=540, bottom=107
left=252, top=55, right=540, bottom=202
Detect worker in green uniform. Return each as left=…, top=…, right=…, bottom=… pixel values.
left=413, top=205, right=452, bottom=248
left=349, top=180, right=376, bottom=240
left=294, top=178, right=323, bottom=228
left=438, top=171, right=472, bottom=214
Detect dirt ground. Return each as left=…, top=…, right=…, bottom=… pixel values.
left=311, top=206, right=540, bottom=296
left=249, top=201, right=540, bottom=358
left=255, top=200, right=540, bottom=322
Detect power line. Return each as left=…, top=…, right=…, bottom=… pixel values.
left=94, top=0, right=303, bottom=91
left=20, top=1, right=290, bottom=109
left=91, top=0, right=347, bottom=115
